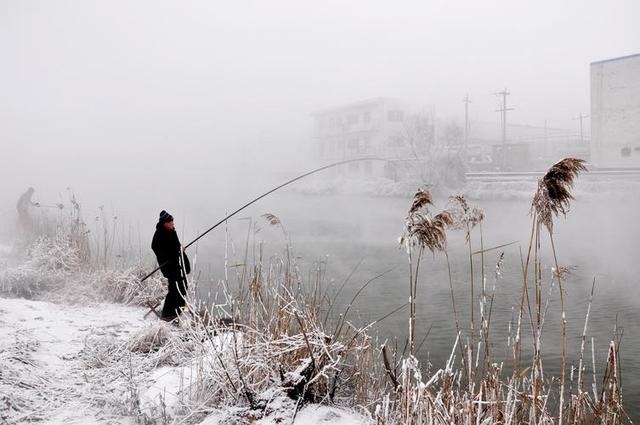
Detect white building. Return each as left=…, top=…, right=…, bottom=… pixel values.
left=312, top=98, right=414, bottom=177
left=591, top=53, right=640, bottom=168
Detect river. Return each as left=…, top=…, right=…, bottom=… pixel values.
left=189, top=190, right=640, bottom=419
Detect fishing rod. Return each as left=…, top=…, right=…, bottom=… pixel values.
left=34, top=202, right=65, bottom=210
left=140, top=157, right=387, bottom=282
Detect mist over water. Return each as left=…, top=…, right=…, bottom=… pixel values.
left=2, top=0, right=640, bottom=421
left=185, top=192, right=640, bottom=416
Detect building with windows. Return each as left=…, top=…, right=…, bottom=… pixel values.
left=591, top=53, right=640, bottom=168
left=312, top=98, right=412, bottom=178
left=313, top=97, right=586, bottom=176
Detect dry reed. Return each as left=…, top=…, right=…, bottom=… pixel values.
left=0, top=176, right=631, bottom=424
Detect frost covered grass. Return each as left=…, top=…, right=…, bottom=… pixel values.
left=0, top=297, right=150, bottom=423
left=0, top=204, right=377, bottom=423
left=0, top=162, right=632, bottom=424
left=2, top=192, right=164, bottom=306
left=1, top=226, right=165, bottom=307
left=0, top=327, right=49, bottom=422
left=0, top=235, right=165, bottom=307
left=383, top=159, right=628, bottom=424
left=0, top=234, right=80, bottom=297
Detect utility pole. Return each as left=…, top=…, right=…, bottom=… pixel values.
left=495, top=88, right=514, bottom=170
left=573, top=112, right=589, bottom=144
left=463, top=94, right=472, bottom=150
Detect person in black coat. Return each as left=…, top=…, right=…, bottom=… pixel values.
left=151, top=210, right=191, bottom=321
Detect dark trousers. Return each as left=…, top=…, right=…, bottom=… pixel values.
left=161, top=276, right=188, bottom=320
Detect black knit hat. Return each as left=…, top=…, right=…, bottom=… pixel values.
left=159, top=210, right=174, bottom=223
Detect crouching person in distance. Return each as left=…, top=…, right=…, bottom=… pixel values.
left=151, top=210, right=191, bottom=321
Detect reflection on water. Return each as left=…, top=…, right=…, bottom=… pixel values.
left=193, top=193, right=640, bottom=420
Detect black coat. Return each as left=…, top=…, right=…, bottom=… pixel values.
left=151, top=222, right=191, bottom=279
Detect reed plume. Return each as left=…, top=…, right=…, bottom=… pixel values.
left=408, top=188, right=433, bottom=215
left=261, top=213, right=281, bottom=226
left=400, top=188, right=454, bottom=355
left=447, top=194, right=485, bottom=367
left=527, top=158, right=586, bottom=425
left=448, top=195, right=484, bottom=237
left=531, top=158, right=587, bottom=232
left=401, top=188, right=452, bottom=253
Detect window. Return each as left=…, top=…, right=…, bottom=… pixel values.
left=364, top=161, right=373, bottom=176
left=621, top=147, right=631, bottom=157
left=363, top=111, right=371, bottom=123
left=388, top=135, right=404, bottom=147
left=348, top=137, right=360, bottom=152
left=384, top=162, right=398, bottom=181
left=387, top=110, right=404, bottom=122
left=363, top=135, right=371, bottom=152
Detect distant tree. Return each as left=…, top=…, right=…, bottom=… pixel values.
left=382, top=112, right=466, bottom=189
left=443, top=118, right=463, bottom=145
left=401, top=113, right=435, bottom=156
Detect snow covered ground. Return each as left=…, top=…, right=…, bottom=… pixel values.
left=0, top=296, right=370, bottom=424
left=0, top=297, right=147, bottom=423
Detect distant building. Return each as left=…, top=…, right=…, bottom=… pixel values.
left=312, top=98, right=413, bottom=178
left=465, top=122, right=586, bottom=171
left=591, top=53, right=640, bottom=168
left=313, top=97, right=585, bottom=176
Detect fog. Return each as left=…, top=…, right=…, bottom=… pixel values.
left=2, top=1, right=640, bottom=419
left=1, top=0, right=639, bottom=213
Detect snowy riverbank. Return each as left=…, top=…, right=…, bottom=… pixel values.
left=0, top=296, right=370, bottom=424
left=0, top=297, right=146, bottom=423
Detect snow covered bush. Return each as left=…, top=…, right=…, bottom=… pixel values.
left=0, top=235, right=79, bottom=297
left=0, top=234, right=165, bottom=307
left=25, top=234, right=83, bottom=272
left=95, top=266, right=166, bottom=307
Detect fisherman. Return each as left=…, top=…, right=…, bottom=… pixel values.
left=151, top=210, right=191, bottom=322
left=16, top=187, right=36, bottom=235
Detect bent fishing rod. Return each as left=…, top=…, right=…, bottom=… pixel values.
left=140, top=157, right=387, bottom=283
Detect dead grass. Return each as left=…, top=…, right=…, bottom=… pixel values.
left=0, top=167, right=631, bottom=424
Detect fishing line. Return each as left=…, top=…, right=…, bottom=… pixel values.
left=141, top=157, right=388, bottom=282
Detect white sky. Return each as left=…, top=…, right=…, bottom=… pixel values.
left=0, top=0, right=638, bottom=208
